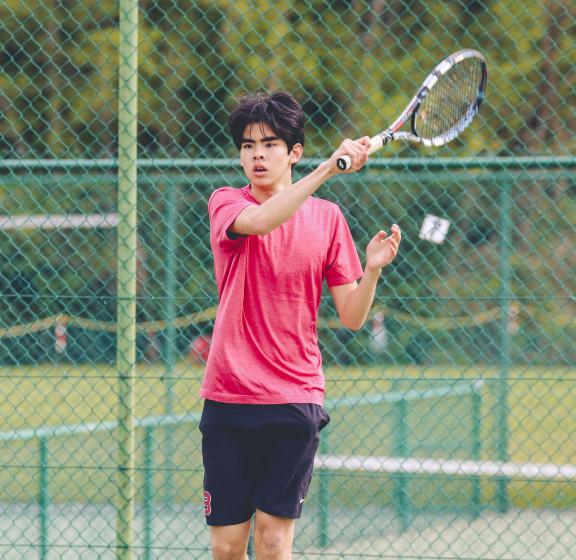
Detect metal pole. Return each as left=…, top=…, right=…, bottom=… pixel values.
left=163, top=179, right=177, bottom=503
left=317, top=429, right=330, bottom=548
left=38, top=438, right=49, bottom=560
left=495, top=177, right=513, bottom=513
left=164, top=179, right=178, bottom=369
left=116, top=0, right=139, bottom=557
left=143, top=428, right=155, bottom=560
left=471, top=381, right=483, bottom=519
left=392, top=392, right=410, bottom=533
left=3, top=155, right=576, bottom=171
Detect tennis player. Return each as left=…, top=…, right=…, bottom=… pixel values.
left=200, top=91, right=401, bottom=560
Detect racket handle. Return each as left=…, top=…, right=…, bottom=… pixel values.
left=336, top=155, right=352, bottom=171
left=335, top=134, right=387, bottom=171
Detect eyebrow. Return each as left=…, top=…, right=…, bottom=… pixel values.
left=241, top=136, right=280, bottom=144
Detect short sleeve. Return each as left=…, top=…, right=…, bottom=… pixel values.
left=208, top=187, right=254, bottom=248
left=324, top=208, right=363, bottom=287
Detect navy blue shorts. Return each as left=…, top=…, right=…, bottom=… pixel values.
left=199, top=400, right=330, bottom=526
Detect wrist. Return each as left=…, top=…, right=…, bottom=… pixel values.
left=318, top=159, right=337, bottom=179
left=364, top=266, right=382, bottom=278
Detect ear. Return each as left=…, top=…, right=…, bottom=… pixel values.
left=289, top=143, right=303, bottom=165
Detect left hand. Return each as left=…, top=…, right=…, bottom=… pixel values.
left=365, top=224, right=401, bottom=272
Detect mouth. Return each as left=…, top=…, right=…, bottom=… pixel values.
left=253, top=165, right=267, bottom=174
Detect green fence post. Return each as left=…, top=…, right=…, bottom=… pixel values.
left=116, top=0, right=139, bottom=557
left=471, top=380, right=483, bottom=519
left=392, top=387, right=410, bottom=533
left=38, top=437, right=49, bottom=560
left=495, top=178, right=513, bottom=513
left=247, top=528, right=255, bottom=558
left=143, top=427, right=155, bottom=560
left=163, top=179, right=178, bottom=505
left=317, top=428, right=330, bottom=548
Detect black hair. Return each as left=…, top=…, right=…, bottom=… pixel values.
left=228, top=91, right=305, bottom=153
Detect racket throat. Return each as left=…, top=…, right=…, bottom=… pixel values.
left=368, top=131, right=393, bottom=155
left=380, top=131, right=393, bottom=145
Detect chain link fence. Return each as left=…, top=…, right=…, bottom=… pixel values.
left=1, top=1, right=576, bottom=559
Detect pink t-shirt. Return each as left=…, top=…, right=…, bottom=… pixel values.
left=199, top=184, right=363, bottom=405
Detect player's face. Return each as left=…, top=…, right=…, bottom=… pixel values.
left=239, top=122, right=302, bottom=194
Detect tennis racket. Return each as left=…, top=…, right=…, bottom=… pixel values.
left=337, top=49, right=487, bottom=171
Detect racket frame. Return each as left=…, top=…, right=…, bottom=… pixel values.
left=337, top=49, right=487, bottom=170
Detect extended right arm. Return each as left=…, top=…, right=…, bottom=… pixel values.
left=230, top=138, right=370, bottom=236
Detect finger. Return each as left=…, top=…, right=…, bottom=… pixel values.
left=336, top=137, right=373, bottom=171
left=359, top=136, right=372, bottom=149
left=344, top=138, right=370, bottom=166
left=384, top=238, right=397, bottom=251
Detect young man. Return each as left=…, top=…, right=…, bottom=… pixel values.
left=199, top=91, right=401, bottom=560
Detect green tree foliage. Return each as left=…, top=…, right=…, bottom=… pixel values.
left=1, top=0, right=575, bottom=157
left=1, top=0, right=575, bottom=365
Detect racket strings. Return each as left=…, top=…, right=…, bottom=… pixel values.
left=416, top=58, right=482, bottom=141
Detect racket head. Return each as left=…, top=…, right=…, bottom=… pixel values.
left=409, top=49, right=487, bottom=146
left=336, top=49, right=487, bottom=171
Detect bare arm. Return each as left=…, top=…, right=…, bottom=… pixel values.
left=230, top=138, right=370, bottom=236
left=330, top=225, right=402, bottom=330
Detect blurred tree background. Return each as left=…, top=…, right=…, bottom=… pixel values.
left=1, top=0, right=575, bottom=159
left=0, top=0, right=575, bottom=366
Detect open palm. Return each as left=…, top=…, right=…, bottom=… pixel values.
left=365, top=225, right=401, bottom=272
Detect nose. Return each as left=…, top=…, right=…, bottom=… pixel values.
left=253, top=152, right=264, bottom=160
